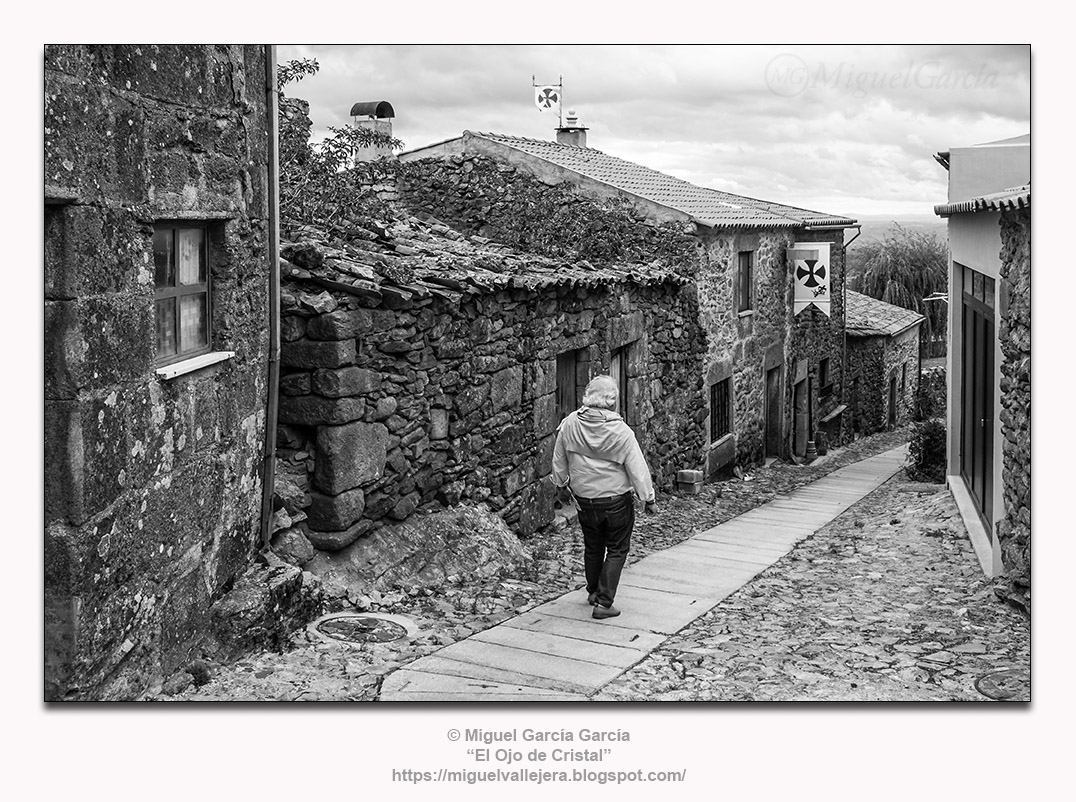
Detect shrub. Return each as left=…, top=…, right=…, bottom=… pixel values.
left=907, top=418, right=947, bottom=482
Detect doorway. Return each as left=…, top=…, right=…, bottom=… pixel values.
left=961, top=290, right=995, bottom=532
left=792, top=378, right=808, bottom=457
left=887, top=376, right=898, bottom=430
left=765, top=366, right=782, bottom=457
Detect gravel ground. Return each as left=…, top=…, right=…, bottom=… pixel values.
left=164, top=428, right=1028, bottom=702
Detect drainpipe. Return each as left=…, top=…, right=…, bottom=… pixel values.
left=259, top=44, right=282, bottom=552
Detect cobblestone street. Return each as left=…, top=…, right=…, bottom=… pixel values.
left=168, top=431, right=1029, bottom=702
left=594, top=473, right=1030, bottom=701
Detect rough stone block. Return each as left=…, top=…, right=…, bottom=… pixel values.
left=525, top=359, right=557, bottom=400
left=390, top=491, right=420, bottom=520
left=533, top=393, right=558, bottom=437
left=314, top=421, right=389, bottom=495
left=306, top=309, right=371, bottom=341
left=279, top=395, right=365, bottom=426
left=490, top=365, right=523, bottom=412
left=677, top=481, right=703, bottom=495
left=306, top=518, right=375, bottom=552
left=454, top=382, right=489, bottom=416
left=306, top=488, right=366, bottom=531
left=312, top=367, right=381, bottom=398
left=429, top=408, right=449, bottom=440
left=610, top=311, right=645, bottom=348
left=279, top=372, right=311, bottom=396
left=281, top=339, right=355, bottom=370
left=676, top=469, right=703, bottom=483
left=280, top=315, right=306, bottom=342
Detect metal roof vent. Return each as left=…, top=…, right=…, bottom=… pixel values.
left=350, top=100, right=395, bottom=119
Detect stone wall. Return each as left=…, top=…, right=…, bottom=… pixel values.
left=846, top=326, right=920, bottom=435
left=44, top=45, right=272, bottom=699
left=695, top=228, right=848, bottom=467
left=997, top=207, right=1031, bottom=611
left=276, top=275, right=707, bottom=555
left=397, top=155, right=701, bottom=275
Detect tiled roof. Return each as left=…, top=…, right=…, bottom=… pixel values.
left=845, top=290, right=925, bottom=338
left=469, top=132, right=858, bottom=230
left=934, top=183, right=1030, bottom=217
left=279, top=211, right=683, bottom=307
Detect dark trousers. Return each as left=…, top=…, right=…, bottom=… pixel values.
left=578, top=493, right=634, bottom=608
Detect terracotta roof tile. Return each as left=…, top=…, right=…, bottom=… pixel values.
left=472, top=132, right=857, bottom=229
left=845, top=290, right=925, bottom=338
left=934, top=183, right=1030, bottom=217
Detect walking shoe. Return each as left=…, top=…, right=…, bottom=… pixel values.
left=592, top=604, right=620, bottom=620
left=587, top=591, right=599, bottom=606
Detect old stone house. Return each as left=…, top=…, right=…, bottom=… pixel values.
left=272, top=208, right=706, bottom=560
left=397, top=124, right=857, bottom=476
left=934, top=134, right=1030, bottom=610
left=844, top=290, right=924, bottom=436
left=44, top=45, right=282, bottom=699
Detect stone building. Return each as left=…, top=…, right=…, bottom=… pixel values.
left=272, top=209, right=705, bottom=559
left=934, top=133, right=1030, bottom=609
left=845, top=290, right=924, bottom=436
left=44, top=45, right=279, bottom=699
left=397, top=127, right=857, bottom=476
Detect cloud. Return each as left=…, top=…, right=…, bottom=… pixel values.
left=278, top=44, right=1030, bottom=217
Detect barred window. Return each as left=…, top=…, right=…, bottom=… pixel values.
left=710, top=378, right=732, bottom=440
left=154, top=224, right=210, bottom=366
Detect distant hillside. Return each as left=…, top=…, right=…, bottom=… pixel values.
left=848, top=215, right=948, bottom=249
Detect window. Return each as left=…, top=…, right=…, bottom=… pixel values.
left=737, top=251, right=754, bottom=313
left=154, top=223, right=210, bottom=366
left=819, top=357, right=832, bottom=397
left=962, top=264, right=996, bottom=310
left=901, top=361, right=908, bottom=399
left=710, top=378, right=732, bottom=441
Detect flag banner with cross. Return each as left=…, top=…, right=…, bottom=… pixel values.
left=534, top=85, right=560, bottom=113
left=789, top=242, right=832, bottom=317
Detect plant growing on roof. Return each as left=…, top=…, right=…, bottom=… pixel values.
left=277, top=58, right=404, bottom=234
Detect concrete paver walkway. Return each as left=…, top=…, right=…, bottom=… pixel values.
left=379, top=445, right=908, bottom=701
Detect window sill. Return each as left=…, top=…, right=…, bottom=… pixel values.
left=155, top=351, right=235, bottom=380
left=708, top=433, right=734, bottom=451
left=737, top=310, right=754, bottom=319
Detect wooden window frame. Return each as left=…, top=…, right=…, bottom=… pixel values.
left=737, top=250, right=754, bottom=314
left=153, top=222, right=212, bottom=368
left=819, top=356, right=833, bottom=398
left=710, top=377, right=732, bottom=441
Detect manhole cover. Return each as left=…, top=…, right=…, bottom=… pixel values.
left=974, top=668, right=1031, bottom=701
left=309, top=612, right=418, bottom=645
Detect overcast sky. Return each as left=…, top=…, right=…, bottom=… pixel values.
left=278, top=44, right=1030, bottom=219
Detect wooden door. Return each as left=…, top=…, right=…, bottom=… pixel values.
left=793, top=379, right=808, bottom=456
left=765, top=366, right=782, bottom=456
left=888, top=376, right=898, bottom=429
left=961, top=297, right=995, bottom=530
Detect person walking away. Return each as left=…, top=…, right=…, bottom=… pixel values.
left=551, top=375, right=657, bottom=620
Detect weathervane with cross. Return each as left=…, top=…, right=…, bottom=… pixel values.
left=533, top=75, right=564, bottom=127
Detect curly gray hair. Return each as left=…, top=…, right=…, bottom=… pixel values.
left=581, top=375, right=619, bottom=411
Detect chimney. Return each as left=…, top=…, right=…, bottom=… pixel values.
left=350, top=100, right=396, bottom=163
left=556, top=108, right=588, bottom=148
